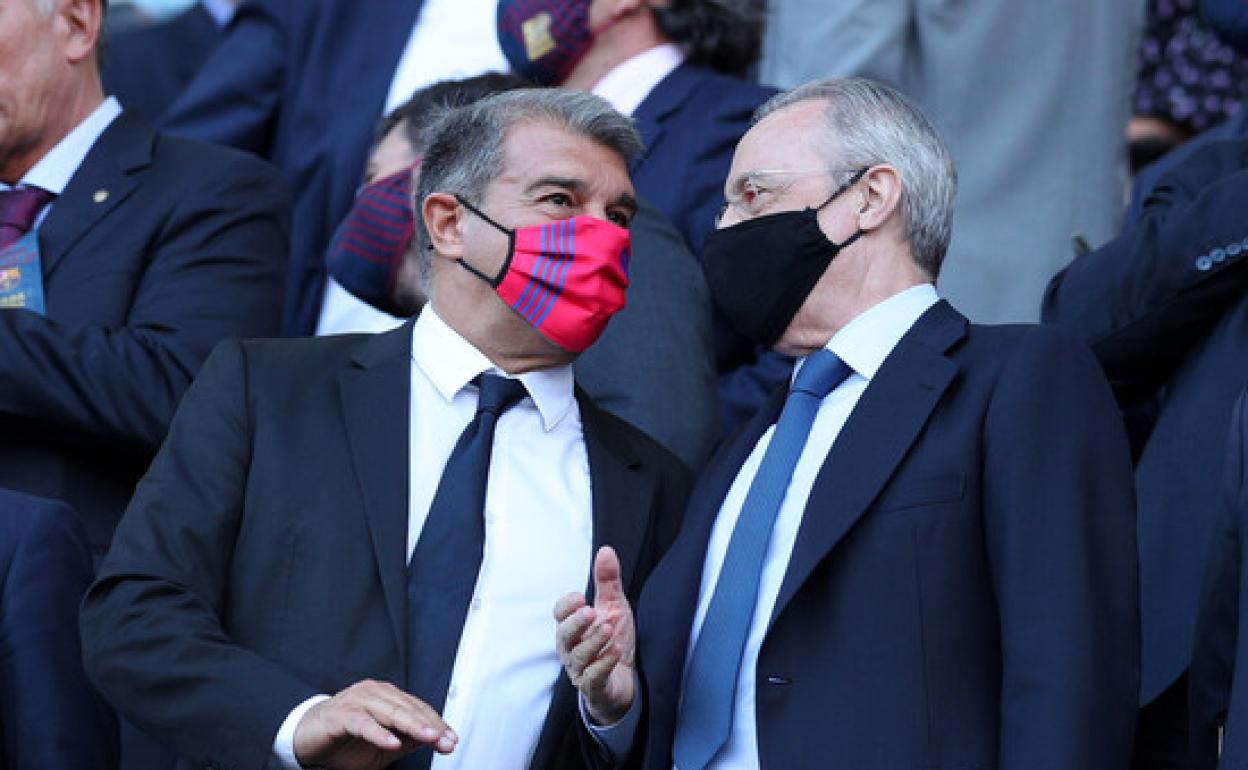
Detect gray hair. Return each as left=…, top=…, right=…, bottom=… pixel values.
left=413, top=88, right=642, bottom=289
left=756, top=77, right=957, bottom=278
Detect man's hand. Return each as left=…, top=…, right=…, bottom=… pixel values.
left=293, top=679, right=457, bottom=769
left=555, top=546, right=636, bottom=726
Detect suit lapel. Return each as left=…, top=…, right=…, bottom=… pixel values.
left=579, top=392, right=654, bottom=599
left=769, top=302, right=967, bottom=625
left=38, top=112, right=148, bottom=281
left=338, top=321, right=414, bottom=659
left=630, top=65, right=704, bottom=174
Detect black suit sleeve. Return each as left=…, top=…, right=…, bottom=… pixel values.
left=80, top=339, right=318, bottom=770
left=0, top=153, right=288, bottom=453
left=1188, top=391, right=1248, bottom=770
left=160, top=0, right=290, bottom=152
left=982, top=327, right=1140, bottom=770
left=1042, top=140, right=1248, bottom=391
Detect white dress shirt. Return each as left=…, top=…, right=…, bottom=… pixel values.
left=686, top=284, right=939, bottom=769
left=0, top=97, right=122, bottom=227
left=274, top=307, right=594, bottom=770
left=591, top=43, right=685, bottom=118
left=198, top=0, right=236, bottom=29
left=316, top=0, right=508, bottom=337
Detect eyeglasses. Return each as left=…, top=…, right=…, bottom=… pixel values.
left=716, top=166, right=869, bottom=226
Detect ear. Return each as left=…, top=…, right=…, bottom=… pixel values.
left=855, top=164, right=903, bottom=233
left=59, top=0, right=103, bottom=65
left=421, top=192, right=466, bottom=262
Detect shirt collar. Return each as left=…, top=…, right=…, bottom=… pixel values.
left=794, top=283, right=941, bottom=383
left=591, top=43, right=685, bottom=117
left=16, top=97, right=122, bottom=195
left=199, top=0, right=236, bottom=29
left=411, top=307, right=576, bottom=432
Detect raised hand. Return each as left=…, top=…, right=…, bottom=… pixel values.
left=554, top=546, right=637, bottom=725
left=293, top=679, right=457, bottom=769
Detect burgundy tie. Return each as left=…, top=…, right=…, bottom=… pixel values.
left=0, top=187, right=55, bottom=249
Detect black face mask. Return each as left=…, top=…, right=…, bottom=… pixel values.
left=703, top=168, right=867, bottom=349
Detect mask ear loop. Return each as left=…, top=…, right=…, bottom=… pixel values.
left=450, top=194, right=516, bottom=288
left=813, top=166, right=870, bottom=212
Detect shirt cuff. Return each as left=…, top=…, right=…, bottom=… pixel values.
left=272, top=694, right=331, bottom=770
left=579, top=682, right=641, bottom=765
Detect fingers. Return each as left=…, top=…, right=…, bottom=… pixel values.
left=296, top=679, right=459, bottom=766
left=557, top=604, right=597, bottom=661
left=592, top=546, right=626, bottom=607
left=554, top=591, right=588, bottom=623
left=360, top=686, right=457, bottom=753
left=563, top=614, right=615, bottom=686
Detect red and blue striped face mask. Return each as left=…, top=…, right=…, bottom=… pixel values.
left=454, top=196, right=631, bottom=352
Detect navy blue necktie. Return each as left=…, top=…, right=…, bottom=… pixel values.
left=404, top=373, right=527, bottom=767
left=672, top=348, right=852, bottom=770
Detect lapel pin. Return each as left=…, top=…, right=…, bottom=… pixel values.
left=93, top=189, right=109, bottom=204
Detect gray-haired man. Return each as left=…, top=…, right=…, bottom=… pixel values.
left=558, top=77, right=1140, bottom=770
left=81, top=88, right=690, bottom=770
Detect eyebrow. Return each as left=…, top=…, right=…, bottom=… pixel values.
left=525, top=177, right=638, bottom=215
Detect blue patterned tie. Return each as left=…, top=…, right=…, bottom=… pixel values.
left=672, top=348, right=852, bottom=770
left=402, top=373, right=527, bottom=770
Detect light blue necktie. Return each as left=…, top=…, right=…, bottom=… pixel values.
left=672, top=348, right=852, bottom=770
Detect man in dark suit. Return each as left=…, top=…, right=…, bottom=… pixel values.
left=0, top=0, right=288, bottom=557
left=102, top=0, right=236, bottom=124
left=0, top=489, right=117, bottom=770
left=557, top=78, right=1140, bottom=770
left=1044, top=139, right=1248, bottom=769
left=327, top=73, right=719, bottom=471
left=82, top=88, right=689, bottom=770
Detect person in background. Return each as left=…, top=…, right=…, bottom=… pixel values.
left=102, top=0, right=239, bottom=123
left=162, top=0, right=510, bottom=336
left=559, top=78, right=1140, bottom=770
left=81, top=88, right=690, bottom=770
left=328, top=73, right=719, bottom=470
left=1046, top=134, right=1248, bottom=770
left=0, top=0, right=288, bottom=559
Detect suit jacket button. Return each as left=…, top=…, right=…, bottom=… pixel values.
left=1212, top=247, right=1227, bottom=263
left=1196, top=255, right=1214, bottom=271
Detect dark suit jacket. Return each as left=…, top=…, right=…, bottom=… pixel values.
left=81, top=323, right=690, bottom=770
left=0, top=489, right=117, bottom=770
left=1043, top=138, right=1248, bottom=703
left=162, top=0, right=427, bottom=336
left=574, top=199, right=718, bottom=472
left=1189, top=390, right=1248, bottom=770
left=629, top=64, right=789, bottom=437
left=0, top=111, right=288, bottom=557
left=103, top=3, right=222, bottom=124
left=626, top=302, right=1139, bottom=770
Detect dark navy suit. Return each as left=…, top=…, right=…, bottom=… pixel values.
left=629, top=301, right=1140, bottom=770
left=1044, top=138, right=1248, bottom=708
left=162, top=0, right=427, bottom=336
left=0, top=489, right=117, bottom=770
left=0, top=111, right=288, bottom=558
left=1189, top=389, right=1248, bottom=770
left=103, top=2, right=222, bottom=124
